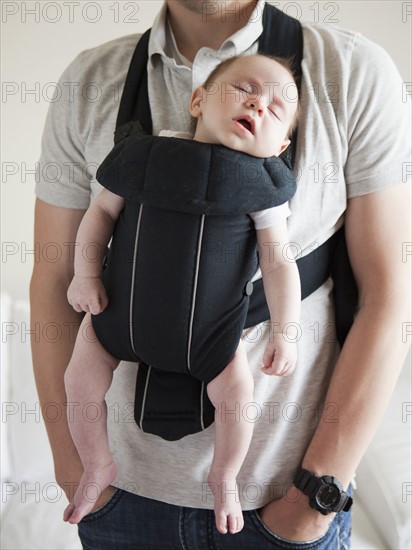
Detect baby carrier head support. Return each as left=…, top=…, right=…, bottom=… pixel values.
left=96, top=3, right=358, bottom=441
left=96, top=128, right=296, bottom=216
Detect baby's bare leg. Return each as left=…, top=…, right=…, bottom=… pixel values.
left=206, top=340, right=254, bottom=535
left=63, top=312, right=120, bottom=524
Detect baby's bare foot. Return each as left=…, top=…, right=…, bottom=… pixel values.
left=63, top=461, right=117, bottom=524
left=208, top=473, right=244, bottom=535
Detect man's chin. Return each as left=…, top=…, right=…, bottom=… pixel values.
left=168, top=0, right=243, bottom=16
left=169, top=0, right=211, bottom=15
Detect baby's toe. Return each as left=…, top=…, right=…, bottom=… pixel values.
left=216, top=511, right=228, bottom=534
left=228, top=514, right=241, bottom=534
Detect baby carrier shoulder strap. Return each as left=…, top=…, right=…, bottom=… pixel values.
left=116, top=28, right=152, bottom=135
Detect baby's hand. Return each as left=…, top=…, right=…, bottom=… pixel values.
left=261, top=333, right=297, bottom=376
left=67, top=275, right=109, bottom=315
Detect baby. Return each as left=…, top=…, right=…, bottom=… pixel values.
left=63, top=54, right=301, bottom=534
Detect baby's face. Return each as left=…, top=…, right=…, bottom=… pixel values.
left=190, top=56, right=298, bottom=158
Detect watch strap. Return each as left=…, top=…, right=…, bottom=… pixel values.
left=294, top=467, right=321, bottom=495
left=336, top=492, right=353, bottom=513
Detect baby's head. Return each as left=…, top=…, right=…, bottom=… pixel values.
left=189, top=54, right=300, bottom=158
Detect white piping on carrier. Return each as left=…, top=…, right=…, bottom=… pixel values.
left=129, top=204, right=144, bottom=359
left=186, top=214, right=205, bottom=373
left=139, top=365, right=152, bottom=429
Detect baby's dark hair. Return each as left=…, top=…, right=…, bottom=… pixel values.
left=202, top=54, right=300, bottom=137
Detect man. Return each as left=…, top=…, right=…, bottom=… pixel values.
left=31, top=1, right=411, bottom=547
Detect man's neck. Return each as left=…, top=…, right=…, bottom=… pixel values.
left=166, top=0, right=259, bottom=62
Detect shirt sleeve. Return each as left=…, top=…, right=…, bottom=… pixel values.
left=249, top=202, right=291, bottom=230
left=35, top=52, right=92, bottom=209
left=158, top=129, right=194, bottom=139
left=344, top=34, right=411, bottom=197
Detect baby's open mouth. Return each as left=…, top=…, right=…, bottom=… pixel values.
left=234, top=117, right=254, bottom=135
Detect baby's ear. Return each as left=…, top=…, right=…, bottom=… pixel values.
left=189, top=86, right=204, bottom=118
left=277, top=138, right=291, bottom=156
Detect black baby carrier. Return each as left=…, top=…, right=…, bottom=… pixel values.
left=92, top=4, right=358, bottom=441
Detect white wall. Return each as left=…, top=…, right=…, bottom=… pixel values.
left=1, top=0, right=411, bottom=301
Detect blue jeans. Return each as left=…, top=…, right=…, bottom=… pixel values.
left=77, top=488, right=352, bottom=549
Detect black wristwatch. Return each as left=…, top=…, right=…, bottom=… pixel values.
left=293, top=467, right=353, bottom=515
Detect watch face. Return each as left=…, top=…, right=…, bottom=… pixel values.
left=316, top=484, right=341, bottom=508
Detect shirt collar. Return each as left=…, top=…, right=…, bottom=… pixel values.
left=148, top=3, right=173, bottom=62
left=148, top=0, right=265, bottom=63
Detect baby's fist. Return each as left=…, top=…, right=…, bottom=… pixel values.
left=67, top=275, right=108, bottom=315
left=261, top=334, right=297, bottom=377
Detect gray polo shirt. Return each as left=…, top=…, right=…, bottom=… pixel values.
left=35, top=1, right=410, bottom=509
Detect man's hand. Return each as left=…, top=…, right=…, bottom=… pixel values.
left=59, top=463, right=118, bottom=517
left=261, top=333, right=297, bottom=376
left=259, top=486, right=333, bottom=542
left=67, top=275, right=109, bottom=315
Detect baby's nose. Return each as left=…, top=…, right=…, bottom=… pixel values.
left=246, top=98, right=264, bottom=114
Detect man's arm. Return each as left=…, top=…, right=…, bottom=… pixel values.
left=260, top=181, right=411, bottom=541
left=302, top=181, right=411, bottom=483
left=29, top=198, right=116, bottom=508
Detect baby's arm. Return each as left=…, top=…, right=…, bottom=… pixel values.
left=67, top=189, right=125, bottom=315
left=256, top=220, right=301, bottom=376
